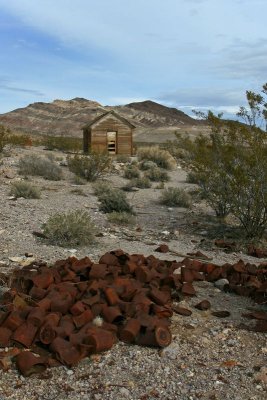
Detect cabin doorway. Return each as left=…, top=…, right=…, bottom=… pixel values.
left=107, top=131, right=117, bottom=154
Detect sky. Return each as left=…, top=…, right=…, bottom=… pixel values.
left=0, top=0, right=266, bottom=119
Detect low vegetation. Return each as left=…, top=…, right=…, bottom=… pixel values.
left=160, top=187, right=191, bottom=207
left=18, top=154, right=62, bottom=180
left=123, top=165, right=140, bottom=179
left=116, top=154, right=131, bottom=163
left=68, top=152, right=112, bottom=182
left=145, top=167, right=170, bottom=182
left=97, top=188, right=134, bottom=214
left=174, top=83, right=267, bottom=238
left=42, top=209, right=96, bottom=247
left=137, top=145, right=176, bottom=170
left=93, top=181, right=113, bottom=197
left=0, top=125, right=11, bottom=152
left=129, top=176, right=151, bottom=188
left=42, top=135, right=82, bottom=153
left=10, top=181, right=41, bottom=199
left=107, top=211, right=136, bottom=225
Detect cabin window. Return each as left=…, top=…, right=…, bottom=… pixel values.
left=107, top=131, right=117, bottom=154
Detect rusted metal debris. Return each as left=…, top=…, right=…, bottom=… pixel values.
left=0, top=249, right=266, bottom=376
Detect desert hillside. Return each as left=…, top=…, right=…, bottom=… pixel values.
left=0, top=98, right=202, bottom=141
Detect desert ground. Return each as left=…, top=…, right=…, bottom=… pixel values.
left=0, top=145, right=266, bottom=400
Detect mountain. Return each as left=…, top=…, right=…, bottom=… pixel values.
left=0, top=97, right=200, bottom=138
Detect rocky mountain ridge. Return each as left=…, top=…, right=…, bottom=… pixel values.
left=0, top=97, right=200, bottom=137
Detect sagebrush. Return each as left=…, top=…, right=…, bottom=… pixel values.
left=68, top=152, right=111, bottom=181
left=18, top=154, right=62, bottom=180
left=10, top=181, right=40, bottom=199
left=97, top=188, right=134, bottom=214
left=160, top=187, right=191, bottom=207
left=145, top=167, right=170, bottom=182
left=42, top=210, right=96, bottom=247
left=137, top=146, right=176, bottom=170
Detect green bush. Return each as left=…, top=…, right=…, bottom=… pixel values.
left=160, top=187, right=191, bottom=207
left=107, top=211, right=136, bottom=225
left=145, top=167, right=170, bottom=182
left=93, top=181, right=114, bottom=197
left=71, top=175, right=86, bottom=185
left=173, top=83, right=267, bottom=238
left=137, top=146, right=176, bottom=170
left=98, top=188, right=134, bottom=214
left=130, top=176, right=151, bottom=188
left=123, top=165, right=140, bottom=179
left=186, top=171, right=200, bottom=184
left=42, top=135, right=82, bottom=153
left=138, top=160, right=158, bottom=171
left=68, top=152, right=112, bottom=182
left=42, top=209, right=96, bottom=247
left=10, top=181, right=40, bottom=199
left=18, top=154, right=62, bottom=180
left=0, top=125, right=11, bottom=153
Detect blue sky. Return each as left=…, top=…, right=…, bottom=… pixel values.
left=0, top=0, right=266, bottom=118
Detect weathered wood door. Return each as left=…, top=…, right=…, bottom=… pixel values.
left=107, top=131, right=117, bottom=154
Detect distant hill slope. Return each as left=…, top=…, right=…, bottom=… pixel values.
left=0, top=97, right=200, bottom=138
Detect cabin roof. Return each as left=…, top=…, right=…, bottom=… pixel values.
left=82, top=110, right=136, bottom=130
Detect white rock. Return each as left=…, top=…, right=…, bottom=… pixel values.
left=214, top=278, right=229, bottom=290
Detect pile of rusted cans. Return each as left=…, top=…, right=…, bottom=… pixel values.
left=0, top=249, right=266, bottom=376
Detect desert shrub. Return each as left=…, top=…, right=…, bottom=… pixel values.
left=0, top=125, right=11, bottom=153
left=160, top=187, right=191, bottom=207
left=72, top=175, right=86, bottom=185
left=42, top=135, right=82, bottom=153
left=137, top=146, right=176, bottom=170
left=145, top=167, right=170, bottom=182
left=138, top=160, right=158, bottom=171
left=186, top=171, right=200, bottom=184
left=173, top=83, right=267, bottom=238
left=122, top=181, right=137, bottom=192
left=6, top=133, right=32, bottom=147
left=18, top=154, right=62, bottom=180
left=123, top=165, right=140, bottom=179
left=98, top=188, right=133, bottom=214
left=42, top=209, right=96, bottom=247
left=93, top=181, right=114, bottom=197
left=116, top=154, right=131, bottom=163
left=130, top=176, right=151, bottom=189
left=10, top=181, right=40, bottom=199
left=68, top=152, right=112, bottom=182
left=107, top=211, right=136, bottom=225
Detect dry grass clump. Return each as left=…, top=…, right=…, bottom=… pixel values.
left=10, top=181, right=40, bottom=199
left=18, top=154, right=62, bottom=181
left=160, top=187, right=192, bottom=208
left=138, top=160, right=158, bottom=171
left=68, top=152, right=112, bottom=182
left=145, top=167, right=170, bottom=182
left=130, top=177, right=151, bottom=189
left=42, top=209, right=96, bottom=247
left=137, top=146, right=176, bottom=170
left=107, top=211, right=136, bottom=225
left=123, top=165, right=140, bottom=179
left=93, top=181, right=113, bottom=197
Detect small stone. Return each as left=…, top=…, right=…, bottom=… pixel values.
left=194, top=300, right=211, bottom=311
left=214, top=279, right=229, bottom=291
left=119, top=388, right=130, bottom=397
